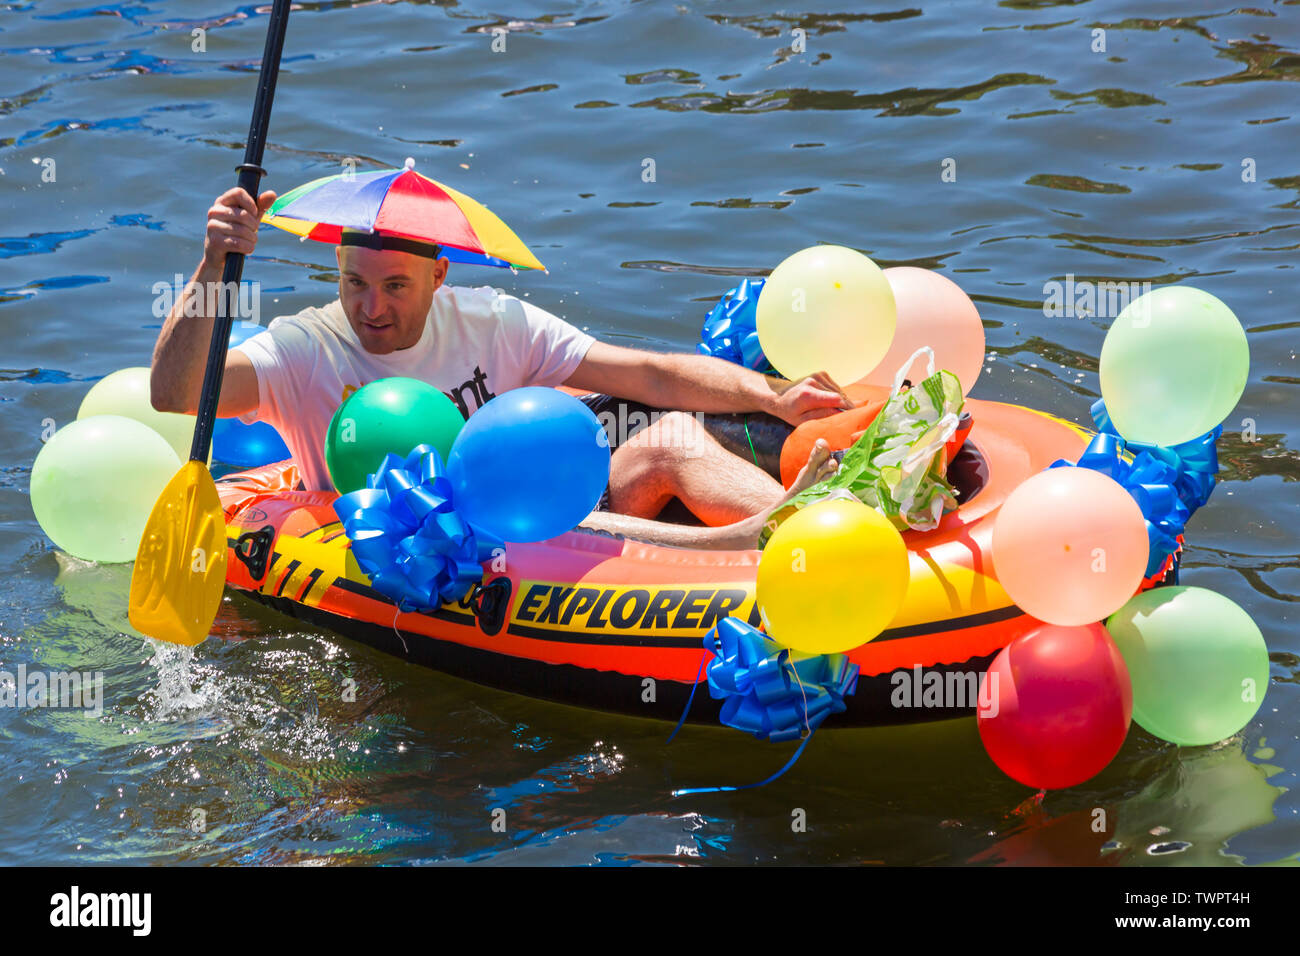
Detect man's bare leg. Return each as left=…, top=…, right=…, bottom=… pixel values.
left=578, top=439, right=838, bottom=550
left=607, top=411, right=786, bottom=526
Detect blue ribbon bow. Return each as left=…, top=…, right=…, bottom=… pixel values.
left=669, top=617, right=859, bottom=796
left=333, top=444, right=503, bottom=611
left=706, top=617, right=859, bottom=743
left=696, top=278, right=774, bottom=373
left=1090, top=399, right=1221, bottom=514
left=1047, top=404, right=1221, bottom=579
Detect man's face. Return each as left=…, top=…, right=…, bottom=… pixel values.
left=337, top=245, right=448, bottom=354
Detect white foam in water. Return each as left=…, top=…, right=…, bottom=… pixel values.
left=142, top=639, right=221, bottom=718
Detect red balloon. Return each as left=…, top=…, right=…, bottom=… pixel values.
left=978, top=622, right=1133, bottom=790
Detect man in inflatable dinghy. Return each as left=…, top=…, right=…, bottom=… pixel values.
left=150, top=187, right=845, bottom=549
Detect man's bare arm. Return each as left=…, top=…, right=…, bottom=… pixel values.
left=150, top=186, right=275, bottom=417
left=563, top=341, right=850, bottom=426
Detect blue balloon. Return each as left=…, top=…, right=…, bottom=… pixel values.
left=448, top=387, right=610, bottom=542
left=212, top=417, right=291, bottom=468
left=212, top=321, right=291, bottom=468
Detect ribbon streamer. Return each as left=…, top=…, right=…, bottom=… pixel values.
left=333, top=444, right=502, bottom=611
left=671, top=617, right=858, bottom=796
left=697, top=278, right=774, bottom=373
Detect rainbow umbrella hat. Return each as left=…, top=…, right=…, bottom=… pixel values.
left=262, top=157, right=545, bottom=272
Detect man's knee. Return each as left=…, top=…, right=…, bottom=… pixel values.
left=627, top=410, right=706, bottom=460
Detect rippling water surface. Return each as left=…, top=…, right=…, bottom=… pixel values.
left=1, top=0, right=1297, bottom=866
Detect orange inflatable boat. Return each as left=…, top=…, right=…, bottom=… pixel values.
left=218, top=393, right=1171, bottom=726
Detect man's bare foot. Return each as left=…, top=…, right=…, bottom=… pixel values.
left=725, top=439, right=839, bottom=548
left=784, top=438, right=839, bottom=498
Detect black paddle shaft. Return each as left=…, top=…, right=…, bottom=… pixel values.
left=189, top=0, right=292, bottom=464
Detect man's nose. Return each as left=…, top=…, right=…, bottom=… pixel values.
left=361, top=288, right=383, bottom=318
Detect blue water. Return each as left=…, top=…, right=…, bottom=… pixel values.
left=0, top=0, right=1297, bottom=865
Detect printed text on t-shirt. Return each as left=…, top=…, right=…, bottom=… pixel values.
left=340, top=364, right=497, bottom=418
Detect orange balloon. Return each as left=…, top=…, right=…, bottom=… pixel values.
left=992, top=468, right=1149, bottom=626
left=855, top=267, right=985, bottom=396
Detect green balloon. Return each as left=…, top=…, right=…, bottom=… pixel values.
left=325, top=377, right=465, bottom=494
left=78, top=366, right=209, bottom=465
left=31, top=415, right=181, bottom=563
left=1099, top=287, right=1248, bottom=446
left=1106, top=586, right=1269, bottom=747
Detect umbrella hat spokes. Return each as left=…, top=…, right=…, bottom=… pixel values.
left=263, top=157, right=546, bottom=272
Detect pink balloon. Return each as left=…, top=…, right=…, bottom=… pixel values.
left=992, top=468, right=1149, bottom=626
left=978, top=622, right=1133, bottom=790
left=854, top=267, right=985, bottom=395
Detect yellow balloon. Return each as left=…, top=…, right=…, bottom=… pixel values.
left=756, top=245, right=896, bottom=384
left=756, top=498, right=910, bottom=655
left=78, top=367, right=208, bottom=465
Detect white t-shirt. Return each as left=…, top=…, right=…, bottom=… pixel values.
left=234, top=285, right=596, bottom=491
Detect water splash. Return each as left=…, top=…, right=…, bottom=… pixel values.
left=141, top=639, right=220, bottom=719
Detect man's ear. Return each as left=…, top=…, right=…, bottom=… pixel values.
left=432, top=256, right=449, bottom=289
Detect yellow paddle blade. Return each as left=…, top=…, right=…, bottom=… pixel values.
left=128, top=460, right=229, bottom=647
